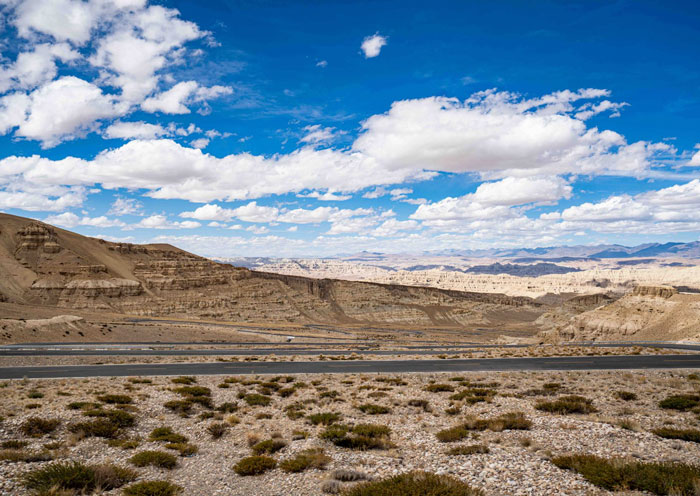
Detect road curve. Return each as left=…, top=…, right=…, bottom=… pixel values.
left=1, top=354, right=700, bottom=379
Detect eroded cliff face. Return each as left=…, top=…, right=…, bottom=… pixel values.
left=0, top=214, right=543, bottom=327
left=540, top=286, right=700, bottom=342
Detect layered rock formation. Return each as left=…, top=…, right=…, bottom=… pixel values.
left=540, top=285, right=700, bottom=342
left=0, top=214, right=541, bottom=328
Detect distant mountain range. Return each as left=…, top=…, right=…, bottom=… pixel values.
left=339, top=241, right=700, bottom=260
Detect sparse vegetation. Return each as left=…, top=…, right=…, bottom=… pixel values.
left=343, top=471, right=484, bottom=496
left=552, top=454, right=700, bottom=495
left=535, top=395, right=597, bottom=414
left=424, top=383, right=454, bottom=393
left=332, top=469, right=370, bottom=481
left=129, top=450, right=178, bottom=469
left=244, top=393, right=272, bottom=406
left=308, top=412, right=341, bottom=425
left=322, top=423, right=393, bottom=450
left=83, top=408, right=136, bottom=427
left=97, top=394, right=133, bottom=404
left=207, top=422, right=229, bottom=439
left=437, top=412, right=531, bottom=442
left=279, top=448, right=330, bottom=472
left=233, top=455, right=277, bottom=476
left=652, top=427, right=700, bottom=443
left=615, top=391, right=638, bottom=401
left=123, top=481, right=183, bottom=496
left=357, top=403, right=390, bottom=415
left=20, top=417, right=60, bottom=437
left=407, top=398, right=431, bottom=411
left=22, top=461, right=136, bottom=493
left=659, top=394, right=700, bottom=411
left=69, top=418, right=121, bottom=438
left=446, top=444, right=490, bottom=456
left=149, top=426, right=188, bottom=443
left=171, top=376, right=197, bottom=385
left=251, top=438, right=287, bottom=455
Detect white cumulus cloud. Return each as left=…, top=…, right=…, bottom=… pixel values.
left=361, top=33, right=387, bottom=58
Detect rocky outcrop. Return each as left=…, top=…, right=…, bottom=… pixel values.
left=541, top=287, right=700, bottom=342
left=0, top=213, right=543, bottom=328
left=632, top=285, right=677, bottom=298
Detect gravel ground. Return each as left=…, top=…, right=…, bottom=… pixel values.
left=1, top=369, right=700, bottom=495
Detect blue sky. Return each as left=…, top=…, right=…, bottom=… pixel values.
left=0, top=0, right=699, bottom=257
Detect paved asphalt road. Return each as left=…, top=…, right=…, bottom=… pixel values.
left=2, top=354, right=700, bottom=379
left=2, top=342, right=700, bottom=357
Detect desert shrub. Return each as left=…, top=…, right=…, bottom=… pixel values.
left=173, top=386, right=210, bottom=397
left=0, top=449, right=53, bottom=462
left=485, top=412, right=532, bottom=431
left=320, top=390, right=341, bottom=399
left=652, top=428, right=700, bottom=443
left=163, top=399, right=193, bottom=415
left=216, top=402, right=238, bottom=413
left=2, top=440, right=28, bottom=449
left=20, top=417, right=60, bottom=437
left=424, top=384, right=454, bottom=393
left=129, top=450, right=178, bottom=469
left=322, top=480, right=342, bottom=494
left=308, top=412, right=341, bottom=425
left=322, top=423, right=392, bottom=450
left=449, top=388, right=496, bottom=404
left=22, top=461, right=136, bottom=493
left=437, top=412, right=530, bottom=442
left=278, top=387, right=296, bottom=398
left=320, top=424, right=350, bottom=443
left=165, top=442, right=198, bottom=456
left=67, top=401, right=101, bottom=410
left=535, top=395, right=597, bottom=415
left=357, top=403, right=390, bottom=415
left=69, top=418, right=120, bottom=438
left=97, top=394, right=133, bottom=404
left=344, top=471, right=484, bottom=496
left=659, top=395, right=700, bottom=411
left=251, top=438, right=287, bottom=455
left=552, top=454, right=700, bottom=495
left=615, top=391, right=638, bottom=401
left=279, top=448, right=330, bottom=473
left=128, top=378, right=152, bottom=384
left=447, top=444, right=490, bottom=456
left=436, top=425, right=470, bottom=443
left=244, top=394, right=272, bottom=406
left=233, top=455, right=276, bottom=476
left=351, top=424, right=391, bottom=438
left=407, top=399, right=431, bottom=411
left=149, top=426, right=188, bottom=443
left=171, top=376, right=196, bottom=384
left=207, top=422, right=229, bottom=439
left=688, top=373, right=700, bottom=381
left=332, top=469, right=370, bottom=481
left=83, top=408, right=136, bottom=427
left=375, top=377, right=407, bottom=386
left=123, top=480, right=183, bottom=496
left=27, top=391, right=44, bottom=399
left=107, top=438, right=141, bottom=450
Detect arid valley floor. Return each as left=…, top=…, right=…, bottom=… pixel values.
left=1, top=215, right=700, bottom=495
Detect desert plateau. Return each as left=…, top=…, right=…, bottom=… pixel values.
left=2, top=1, right=700, bottom=495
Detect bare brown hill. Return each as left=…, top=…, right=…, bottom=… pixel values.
left=0, top=213, right=542, bottom=331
